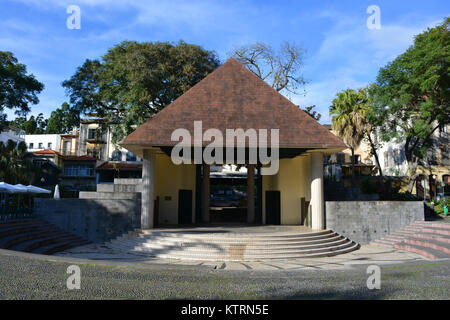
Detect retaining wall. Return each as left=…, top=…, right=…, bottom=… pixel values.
left=325, top=201, right=424, bottom=244
left=34, top=198, right=141, bottom=243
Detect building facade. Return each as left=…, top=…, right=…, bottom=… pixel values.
left=120, top=59, right=347, bottom=230
left=25, top=134, right=60, bottom=154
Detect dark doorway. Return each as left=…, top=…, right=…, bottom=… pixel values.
left=178, top=189, right=193, bottom=224
left=266, top=190, right=281, bottom=225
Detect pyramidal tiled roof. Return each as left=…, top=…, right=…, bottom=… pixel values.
left=121, top=58, right=346, bottom=149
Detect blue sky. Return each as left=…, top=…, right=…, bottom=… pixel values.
left=1, top=0, right=448, bottom=124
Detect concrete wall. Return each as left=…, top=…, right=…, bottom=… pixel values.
left=155, top=153, right=196, bottom=224
left=262, top=154, right=311, bottom=225
left=325, top=201, right=424, bottom=244
left=34, top=198, right=141, bottom=243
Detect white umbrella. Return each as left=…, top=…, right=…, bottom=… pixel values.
left=0, top=182, right=13, bottom=193
left=26, top=185, right=52, bottom=194
left=13, top=184, right=30, bottom=193
left=0, top=182, right=27, bottom=194
left=54, top=184, right=60, bottom=199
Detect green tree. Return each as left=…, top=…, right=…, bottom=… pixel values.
left=46, top=102, right=79, bottom=134
left=0, top=140, right=38, bottom=184
left=9, top=113, right=47, bottom=134
left=62, top=40, right=220, bottom=143
left=0, top=51, right=44, bottom=119
left=371, top=17, right=450, bottom=192
left=302, top=105, right=322, bottom=121
left=330, top=89, right=368, bottom=185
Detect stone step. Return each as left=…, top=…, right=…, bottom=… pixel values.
left=108, top=236, right=349, bottom=252
left=402, top=239, right=450, bottom=256
left=109, top=233, right=341, bottom=249
left=79, top=191, right=141, bottom=200
left=393, top=244, right=438, bottom=260
left=3, top=230, right=69, bottom=249
left=408, top=233, right=450, bottom=244
left=97, top=184, right=142, bottom=193
left=133, top=238, right=351, bottom=253
left=23, top=234, right=85, bottom=252
left=137, top=229, right=333, bottom=239
left=114, top=178, right=142, bottom=185
left=412, top=222, right=450, bottom=230
left=108, top=234, right=345, bottom=251
left=35, top=239, right=91, bottom=255
left=126, top=242, right=360, bottom=261
left=0, top=224, right=60, bottom=242
left=0, top=219, right=47, bottom=229
left=0, top=218, right=91, bottom=255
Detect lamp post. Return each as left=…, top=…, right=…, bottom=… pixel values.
left=433, top=175, right=437, bottom=201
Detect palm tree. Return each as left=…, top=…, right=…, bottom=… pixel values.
left=0, top=140, right=38, bottom=184
left=330, top=89, right=367, bottom=186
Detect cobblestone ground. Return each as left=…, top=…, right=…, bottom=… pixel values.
left=0, top=252, right=449, bottom=300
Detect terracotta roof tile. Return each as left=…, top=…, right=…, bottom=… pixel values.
left=33, top=149, right=59, bottom=155
left=121, top=58, right=346, bottom=149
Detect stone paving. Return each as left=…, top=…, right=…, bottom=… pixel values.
left=55, top=243, right=430, bottom=271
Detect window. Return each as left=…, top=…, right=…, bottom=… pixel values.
left=384, top=152, right=389, bottom=168
left=63, top=141, right=71, bottom=154
left=393, top=149, right=400, bottom=164
left=126, top=152, right=136, bottom=161
left=88, top=128, right=96, bottom=140
left=47, top=142, right=52, bottom=149
left=29, top=143, right=34, bottom=149
left=64, top=164, right=94, bottom=177
left=38, top=143, right=43, bottom=149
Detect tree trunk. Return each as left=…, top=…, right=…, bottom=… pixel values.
left=351, top=147, right=355, bottom=188
left=367, top=134, right=383, bottom=178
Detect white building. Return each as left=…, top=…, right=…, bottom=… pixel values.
left=25, top=134, right=61, bottom=153
left=0, top=127, right=25, bottom=145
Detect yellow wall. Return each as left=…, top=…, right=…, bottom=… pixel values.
left=262, top=154, right=311, bottom=225
left=155, top=153, right=196, bottom=224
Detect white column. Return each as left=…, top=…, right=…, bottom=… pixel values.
left=141, top=149, right=156, bottom=229
left=202, top=164, right=210, bottom=223
left=310, top=152, right=324, bottom=230
left=247, top=164, right=255, bottom=223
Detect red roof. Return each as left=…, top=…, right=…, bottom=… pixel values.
left=33, top=149, right=59, bottom=155
left=96, top=162, right=142, bottom=171
left=120, top=58, right=346, bottom=149
left=62, top=155, right=97, bottom=161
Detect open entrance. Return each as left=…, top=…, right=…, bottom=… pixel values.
left=209, top=167, right=247, bottom=223
left=194, top=164, right=262, bottom=224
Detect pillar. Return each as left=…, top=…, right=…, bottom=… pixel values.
left=247, top=164, right=255, bottom=223
left=310, top=152, right=324, bottom=230
left=202, top=163, right=210, bottom=223
left=141, top=149, right=156, bottom=229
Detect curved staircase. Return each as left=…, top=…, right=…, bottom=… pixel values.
left=371, top=221, right=450, bottom=260
left=105, top=228, right=359, bottom=261
left=0, top=219, right=90, bottom=255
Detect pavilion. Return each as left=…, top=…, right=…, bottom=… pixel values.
left=120, top=58, right=347, bottom=230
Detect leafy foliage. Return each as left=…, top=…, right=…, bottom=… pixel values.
left=63, top=41, right=220, bottom=143
left=0, top=140, right=38, bottom=184
left=330, top=87, right=384, bottom=180
left=302, top=105, right=322, bottom=121
left=9, top=113, right=47, bottom=134
left=371, top=18, right=450, bottom=169
left=0, top=51, right=44, bottom=116
left=46, top=102, right=79, bottom=134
